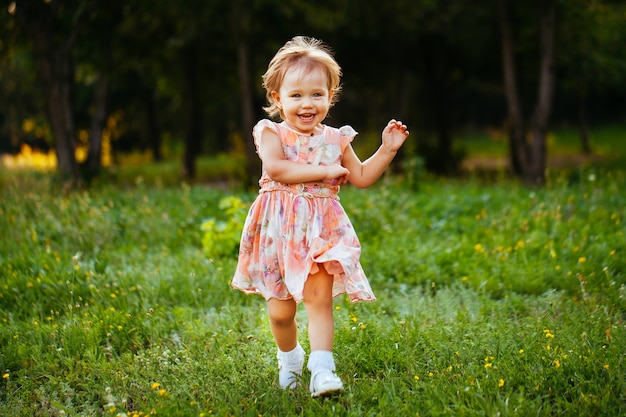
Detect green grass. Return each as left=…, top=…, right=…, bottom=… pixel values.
left=0, top=144, right=625, bottom=415
left=105, top=152, right=247, bottom=187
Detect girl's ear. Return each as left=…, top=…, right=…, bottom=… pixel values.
left=328, top=89, right=335, bottom=104
left=271, top=91, right=281, bottom=108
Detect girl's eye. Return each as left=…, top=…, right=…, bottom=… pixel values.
left=292, top=94, right=301, bottom=98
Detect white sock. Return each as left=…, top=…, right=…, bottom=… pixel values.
left=277, top=343, right=304, bottom=389
left=307, top=350, right=336, bottom=372
left=278, top=343, right=304, bottom=366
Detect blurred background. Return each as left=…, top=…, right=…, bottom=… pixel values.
left=1, top=0, right=625, bottom=186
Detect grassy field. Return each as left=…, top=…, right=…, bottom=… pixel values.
left=0, top=132, right=625, bottom=416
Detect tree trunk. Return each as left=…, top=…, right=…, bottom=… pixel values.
left=87, top=73, right=108, bottom=173
left=182, top=42, right=202, bottom=179
left=498, top=0, right=556, bottom=184
left=527, top=0, right=556, bottom=184
left=231, top=0, right=259, bottom=189
left=30, top=27, right=80, bottom=183
left=497, top=0, right=527, bottom=177
left=237, top=37, right=259, bottom=188
left=18, top=1, right=94, bottom=186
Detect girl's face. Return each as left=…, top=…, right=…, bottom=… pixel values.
left=271, top=66, right=334, bottom=135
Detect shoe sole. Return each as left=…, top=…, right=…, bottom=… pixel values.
left=311, top=382, right=344, bottom=398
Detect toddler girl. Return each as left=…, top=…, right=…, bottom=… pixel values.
left=232, top=36, right=409, bottom=397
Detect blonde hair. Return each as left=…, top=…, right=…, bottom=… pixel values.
left=262, top=36, right=342, bottom=119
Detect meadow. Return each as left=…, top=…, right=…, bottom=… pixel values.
left=0, top=132, right=625, bottom=416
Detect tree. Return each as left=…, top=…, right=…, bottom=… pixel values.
left=232, top=0, right=258, bottom=188
left=112, top=1, right=171, bottom=162
left=12, top=0, right=95, bottom=184
left=85, top=73, right=108, bottom=172
left=498, top=0, right=556, bottom=184
left=557, top=1, right=626, bottom=154
left=136, top=0, right=236, bottom=179
left=0, top=10, right=44, bottom=155
left=337, top=0, right=495, bottom=175
left=77, top=5, right=121, bottom=175
left=3, top=0, right=625, bottom=186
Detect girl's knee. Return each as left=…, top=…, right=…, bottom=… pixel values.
left=269, top=310, right=295, bottom=327
left=268, top=299, right=296, bottom=326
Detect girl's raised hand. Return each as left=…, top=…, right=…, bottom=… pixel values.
left=381, top=119, right=409, bottom=153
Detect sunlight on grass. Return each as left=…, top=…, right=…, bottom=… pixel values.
left=1, top=144, right=57, bottom=171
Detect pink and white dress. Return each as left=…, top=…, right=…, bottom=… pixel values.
left=231, top=119, right=376, bottom=303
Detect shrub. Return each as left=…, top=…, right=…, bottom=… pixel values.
left=200, top=196, right=249, bottom=259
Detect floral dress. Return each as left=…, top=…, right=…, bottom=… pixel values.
left=231, top=119, right=376, bottom=303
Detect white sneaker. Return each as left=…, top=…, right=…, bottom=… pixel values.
left=277, top=344, right=305, bottom=389
left=310, top=369, right=344, bottom=397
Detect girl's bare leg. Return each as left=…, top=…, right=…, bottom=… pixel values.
left=303, top=265, right=343, bottom=396
left=267, top=298, right=298, bottom=351
left=268, top=297, right=304, bottom=389
left=303, top=265, right=334, bottom=351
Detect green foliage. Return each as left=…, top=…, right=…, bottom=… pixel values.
left=5, top=0, right=626, bottom=182
left=0, top=165, right=624, bottom=416
left=200, top=196, right=249, bottom=260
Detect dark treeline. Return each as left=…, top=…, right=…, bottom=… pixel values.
left=1, top=0, right=625, bottom=185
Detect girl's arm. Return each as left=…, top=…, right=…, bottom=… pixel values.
left=343, top=119, right=409, bottom=188
left=257, top=128, right=350, bottom=184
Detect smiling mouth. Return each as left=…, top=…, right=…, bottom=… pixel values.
left=298, top=114, right=316, bottom=122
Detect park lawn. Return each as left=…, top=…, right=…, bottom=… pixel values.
left=0, top=163, right=624, bottom=416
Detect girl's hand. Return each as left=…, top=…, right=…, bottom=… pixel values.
left=381, top=119, right=409, bottom=153
left=325, top=164, right=350, bottom=183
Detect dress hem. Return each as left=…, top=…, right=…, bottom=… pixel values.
left=231, top=283, right=377, bottom=304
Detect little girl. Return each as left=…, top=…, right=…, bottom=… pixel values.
left=232, top=36, right=409, bottom=397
